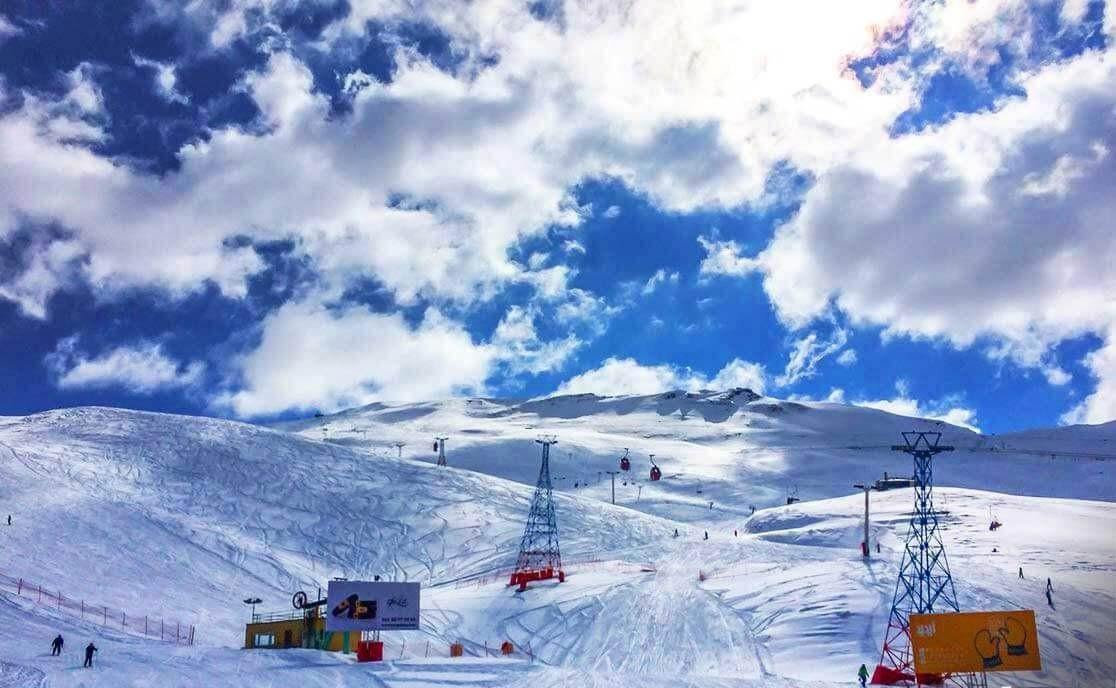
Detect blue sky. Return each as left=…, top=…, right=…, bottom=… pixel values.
left=0, top=0, right=1113, bottom=433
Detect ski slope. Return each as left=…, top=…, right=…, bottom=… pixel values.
left=0, top=393, right=1112, bottom=687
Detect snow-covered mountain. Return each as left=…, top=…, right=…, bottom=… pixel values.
left=0, top=392, right=1112, bottom=687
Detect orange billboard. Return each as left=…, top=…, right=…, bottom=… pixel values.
left=909, top=611, right=1042, bottom=674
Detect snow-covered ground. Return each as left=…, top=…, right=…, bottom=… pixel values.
left=0, top=391, right=1113, bottom=687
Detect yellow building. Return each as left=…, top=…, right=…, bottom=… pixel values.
left=244, top=609, right=353, bottom=653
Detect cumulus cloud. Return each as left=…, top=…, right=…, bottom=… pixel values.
left=697, top=236, right=760, bottom=278
left=602, top=205, right=621, bottom=218
left=46, top=338, right=203, bottom=393
left=836, top=349, right=857, bottom=366
left=554, top=357, right=766, bottom=397
left=854, top=380, right=980, bottom=432
left=742, top=49, right=1116, bottom=399
left=1061, top=327, right=1116, bottom=425
left=216, top=300, right=496, bottom=417
left=491, top=305, right=581, bottom=376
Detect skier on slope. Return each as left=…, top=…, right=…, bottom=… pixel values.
left=83, top=642, right=97, bottom=668
left=703, top=531, right=708, bottom=540
left=1018, top=566, right=1024, bottom=579
left=673, top=528, right=679, bottom=538
left=1046, top=577, right=1053, bottom=594
left=858, top=663, right=869, bottom=687
left=50, top=634, right=63, bottom=656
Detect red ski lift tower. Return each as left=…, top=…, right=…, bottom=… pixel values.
left=649, top=454, right=661, bottom=481
left=434, top=437, right=447, bottom=467
left=872, top=431, right=982, bottom=688
left=619, top=447, right=631, bottom=472
left=509, top=436, right=565, bottom=591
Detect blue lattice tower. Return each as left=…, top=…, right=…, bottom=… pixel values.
left=873, top=432, right=982, bottom=688
left=509, top=436, right=565, bottom=591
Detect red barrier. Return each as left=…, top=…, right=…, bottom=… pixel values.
left=0, top=569, right=195, bottom=645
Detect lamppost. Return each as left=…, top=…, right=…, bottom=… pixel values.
left=605, top=471, right=620, bottom=504
left=243, top=597, right=263, bottom=621
left=853, top=483, right=871, bottom=557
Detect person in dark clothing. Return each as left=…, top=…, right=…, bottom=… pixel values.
left=1046, top=589, right=1053, bottom=607
left=703, top=531, right=708, bottom=540
left=876, top=542, right=881, bottom=554
left=6, top=515, right=10, bottom=525
left=50, top=635, right=63, bottom=656
left=1018, top=566, right=1024, bottom=579
left=858, top=663, right=869, bottom=686
left=83, top=643, right=97, bottom=668
left=1046, top=577, right=1053, bottom=593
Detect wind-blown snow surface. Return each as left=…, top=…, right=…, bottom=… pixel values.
left=0, top=393, right=1112, bottom=687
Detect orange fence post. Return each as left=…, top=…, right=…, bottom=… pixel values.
left=450, top=642, right=464, bottom=657
left=501, top=641, right=514, bottom=656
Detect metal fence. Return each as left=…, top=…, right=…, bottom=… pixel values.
left=0, top=570, right=195, bottom=645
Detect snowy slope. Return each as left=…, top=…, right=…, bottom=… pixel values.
left=281, top=391, right=1116, bottom=516
left=0, top=396, right=1112, bottom=687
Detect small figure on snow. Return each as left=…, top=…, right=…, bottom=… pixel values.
left=876, top=541, right=881, bottom=554
left=858, top=663, right=869, bottom=687
left=1046, top=588, right=1053, bottom=607
left=83, top=642, right=97, bottom=668
left=50, top=634, right=63, bottom=656
left=673, top=528, right=679, bottom=538
left=6, top=514, right=9, bottom=526
left=1018, top=566, right=1024, bottom=579
left=734, top=530, right=738, bottom=537
left=1046, top=577, right=1053, bottom=594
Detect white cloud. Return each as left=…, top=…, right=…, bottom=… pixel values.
left=216, top=300, right=496, bottom=417
left=492, top=305, right=581, bottom=375
left=0, top=14, right=21, bottom=40
left=46, top=338, right=203, bottom=393
left=697, top=236, right=760, bottom=277
left=0, top=237, right=84, bottom=319
left=775, top=328, right=849, bottom=387
left=1061, top=327, right=1116, bottom=425
left=62, top=62, right=105, bottom=117
left=554, top=357, right=765, bottom=397
left=133, top=54, right=189, bottom=104
left=836, top=349, right=857, bottom=366
left=642, top=269, right=679, bottom=295
left=602, top=205, right=621, bottom=218
left=741, top=49, right=1116, bottom=393
left=562, top=239, right=586, bottom=255
left=852, top=380, right=980, bottom=432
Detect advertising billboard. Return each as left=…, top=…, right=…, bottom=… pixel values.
left=909, top=610, right=1042, bottom=674
left=324, top=580, right=421, bottom=632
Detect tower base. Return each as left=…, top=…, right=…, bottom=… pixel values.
left=508, top=568, right=565, bottom=590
